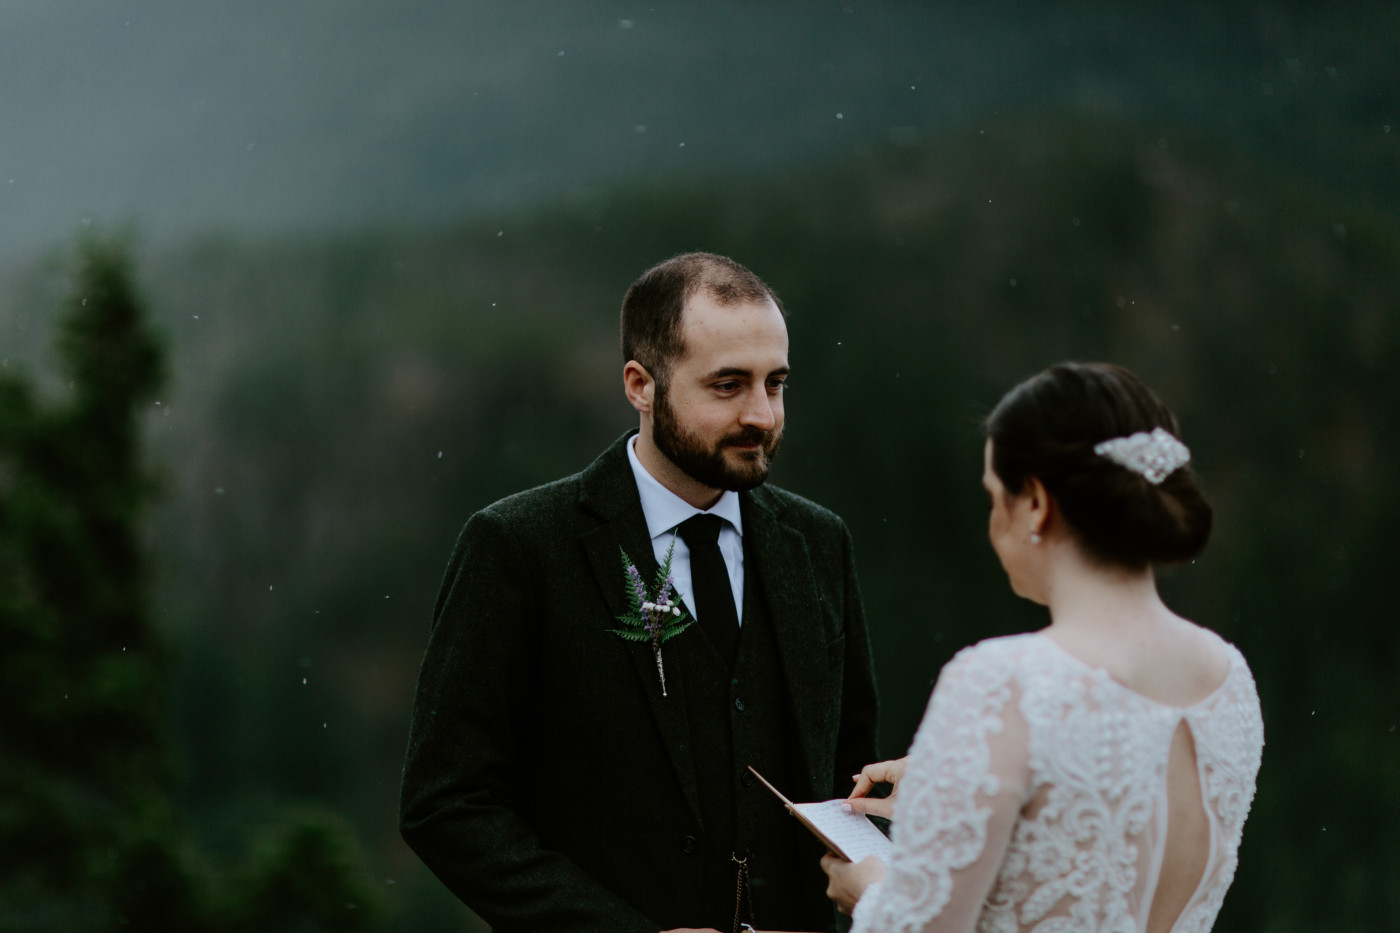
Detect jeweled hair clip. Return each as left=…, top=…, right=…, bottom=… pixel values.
left=1093, top=427, right=1191, bottom=484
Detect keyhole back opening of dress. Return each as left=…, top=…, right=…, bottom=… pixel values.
left=1145, top=719, right=1210, bottom=933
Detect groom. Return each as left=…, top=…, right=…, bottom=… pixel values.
left=400, top=252, right=878, bottom=932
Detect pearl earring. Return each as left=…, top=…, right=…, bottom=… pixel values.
left=1029, top=531, right=1041, bottom=544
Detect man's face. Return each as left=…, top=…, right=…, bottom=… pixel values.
left=651, top=291, right=788, bottom=492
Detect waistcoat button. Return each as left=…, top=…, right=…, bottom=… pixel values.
left=681, top=835, right=699, bottom=855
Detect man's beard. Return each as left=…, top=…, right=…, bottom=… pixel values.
left=652, top=389, right=782, bottom=492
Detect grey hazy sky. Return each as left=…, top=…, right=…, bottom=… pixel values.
left=0, top=1, right=1389, bottom=262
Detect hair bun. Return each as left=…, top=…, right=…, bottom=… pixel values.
left=987, top=362, right=1212, bottom=569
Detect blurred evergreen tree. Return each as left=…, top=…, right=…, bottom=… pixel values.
left=0, top=236, right=386, bottom=932
left=0, top=234, right=187, bottom=931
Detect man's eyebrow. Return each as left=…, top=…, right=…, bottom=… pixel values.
left=705, top=366, right=791, bottom=380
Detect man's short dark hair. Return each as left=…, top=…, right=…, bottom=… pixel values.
left=620, top=252, right=784, bottom=390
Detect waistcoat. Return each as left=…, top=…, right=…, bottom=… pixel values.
left=674, top=541, right=832, bottom=932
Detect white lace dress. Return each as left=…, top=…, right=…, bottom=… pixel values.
left=850, top=633, right=1263, bottom=933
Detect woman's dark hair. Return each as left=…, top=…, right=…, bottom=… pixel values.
left=985, top=362, right=1212, bottom=570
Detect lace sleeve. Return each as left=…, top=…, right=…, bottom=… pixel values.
left=851, top=642, right=1029, bottom=933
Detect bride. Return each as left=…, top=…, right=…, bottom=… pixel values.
left=822, top=362, right=1264, bottom=933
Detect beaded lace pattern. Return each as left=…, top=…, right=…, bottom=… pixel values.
left=851, top=634, right=1263, bottom=933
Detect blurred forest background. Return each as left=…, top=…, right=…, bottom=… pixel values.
left=2, top=2, right=1398, bottom=931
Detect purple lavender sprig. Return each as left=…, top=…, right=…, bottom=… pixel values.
left=626, top=562, right=647, bottom=610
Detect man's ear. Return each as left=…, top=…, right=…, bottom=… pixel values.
left=623, top=360, right=654, bottom=414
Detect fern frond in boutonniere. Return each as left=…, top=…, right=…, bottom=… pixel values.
left=609, top=538, right=693, bottom=696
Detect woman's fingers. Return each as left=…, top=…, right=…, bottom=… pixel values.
left=841, top=795, right=895, bottom=819
left=847, top=757, right=909, bottom=798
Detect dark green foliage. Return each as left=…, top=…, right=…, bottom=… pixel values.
left=231, top=810, right=385, bottom=932
left=0, top=236, right=175, bottom=932
left=4, top=113, right=1396, bottom=931
left=0, top=237, right=386, bottom=932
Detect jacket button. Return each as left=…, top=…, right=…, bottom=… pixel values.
left=741, top=770, right=755, bottom=787
left=681, top=835, right=699, bottom=855
left=734, top=697, right=746, bottom=712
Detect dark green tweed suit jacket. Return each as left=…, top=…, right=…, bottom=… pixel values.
left=400, top=433, right=878, bottom=932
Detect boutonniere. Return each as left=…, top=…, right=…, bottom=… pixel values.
left=609, top=539, right=693, bottom=696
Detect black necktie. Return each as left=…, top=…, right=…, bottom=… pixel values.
left=677, top=514, right=739, bottom=666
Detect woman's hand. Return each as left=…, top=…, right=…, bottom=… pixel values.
left=842, top=756, right=909, bottom=820
left=821, top=853, right=886, bottom=914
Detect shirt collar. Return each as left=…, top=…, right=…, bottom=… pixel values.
left=627, top=434, right=744, bottom=539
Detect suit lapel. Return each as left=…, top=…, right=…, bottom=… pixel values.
left=578, top=435, right=702, bottom=823
left=743, top=492, right=829, bottom=802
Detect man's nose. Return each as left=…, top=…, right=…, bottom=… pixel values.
left=739, top=387, right=776, bottom=430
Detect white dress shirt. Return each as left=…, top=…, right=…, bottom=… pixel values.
left=626, top=434, right=745, bottom=625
